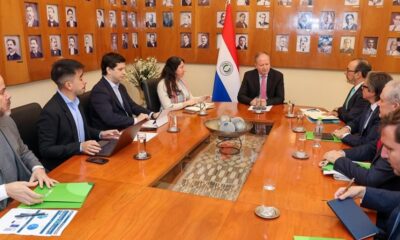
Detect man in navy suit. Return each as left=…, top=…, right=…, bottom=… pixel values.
left=37, top=59, right=119, bottom=170
left=26, top=5, right=39, bottom=27
left=334, top=109, right=400, bottom=239
left=328, top=59, right=371, bottom=123
left=89, top=53, right=159, bottom=130
left=238, top=52, right=284, bottom=106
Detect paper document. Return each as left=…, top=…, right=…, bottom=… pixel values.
left=185, top=102, right=215, bottom=112
left=301, top=108, right=339, bottom=122
left=133, top=132, right=157, bottom=142
left=248, top=105, right=272, bottom=112
left=0, top=208, right=77, bottom=236
left=142, top=109, right=170, bottom=129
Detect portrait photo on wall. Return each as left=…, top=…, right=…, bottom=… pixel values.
left=237, top=0, right=249, bottom=6
left=236, top=12, right=249, bottom=28
left=111, top=33, right=118, bottom=51
left=66, top=7, right=77, bottom=27
left=49, top=35, right=62, bottom=56
left=121, top=0, right=127, bottom=5
left=163, top=12, right=173, bottom=27
left=109, top=0, right=116, bottom=4
left=318, top=35, right=333, bottom=54
left=122, top=33, right=129, bottom=49
left=344, top=0, right=359, bottom=6
left=342, top=12, right=358, bottom=30
left=130, top=0, right=137, bottom=7
left=5, top=36, right=22, bottom=61
left=297, top=12, right=312, bottom=30
left=96, top=9, right=105, bottom=27
left=319, top=11, right=335, bottom=30
left=180, top=33, right=192, bottom=48
left=47, top=5, right=59, bottom=27
left=129, top=12, right=137, bottom=28
left=25, top=2, right=39, bottom=27
left=132, top=33, right=138, bottom=48
left=256, top=12, right=269, bottom=29
left=257, top=0, right=271, bottom=6
left=217, top=11, right=225, bottom=28
left=216, top=33, right=222, bottom=49
left=300, top=0, right=313, bottom=6
left=362, top=37, right=378, bottom=55
left=394, top=0, right=400, bottom=5
left=389, top=12, right=400, bottom=32
left=84, top=34, right=94, bottom=54
left=278, top=0, right=292, bottom=6
left=109, top=10, right=117, bottom=27
left=68, top=35, right=79, bottom=55
left=146, top=33, right=157, bottom=47
left=386, top=38, right=400, bottom=56
left=163, top=0, right=174, bottom=7
left=28, top=35, right=43, bottom=59
left=182, top=0, right=192, bottom=6
left=276, top=35, right=289, bottom=52
left=121, top=11, right=128, bottom=28
left=236, top=34, right=248, bottom=50
left=198, top=0, right=210, bottom=6
left=145, top=0, right=156, bottom=7
left=368, top=0, right=383, bottom=6
left=296, top=35, right=311, bottom=53
left=339, top=36, right=355, bottom=54
left=198, top=33, right=209, bottom=48
left=146, top=12, right=157, bottom=28
left=180, top=12, right=192, bottom=28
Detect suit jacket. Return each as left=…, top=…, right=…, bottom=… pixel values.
left=89, top=77, right=151, bottom=130
left=51, top=49, right=62, bottom=56
left=147, top=41, right=157, bottom=47
left=47, top=20, right=59, bottom=27
left=28, top=19, right=39, bottom=27
left=145, top=21, right=156, bottom=28
left=30, top=51, right=43, bottom=58
left=344, top=139, right=378, bottom=162
left=38, top=93, right=100, bottom=170
left=67, top=20, right=77, bottom=27
left=337, top=86, right=369, bottom=124
left=198, top=43, right=209, bottom=48
left=341, top=106, right=380, bottom=147
left=238, top=68, right=285, bottom=106
left=7, top=53, right=21, bottom=61
left=236, top=22, right=248, bottom=28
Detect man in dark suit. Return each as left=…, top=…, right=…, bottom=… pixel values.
left=29, top=38, right=43, bottom=59
left=198, top=34, right=209, bottom=48
left=6, top=39, right=21, bottom=61
left=334, top=109, right=400, bottom=239
left=50, top=37, right=62, bottom=56
left=182, top=0, right=192, bottom=6
left=236, top=13, right=248, bottom=28
left=333, top=72, right=392, bottom=147
left=236, top=36, right=248, bottom=50
left=147, top=33, right=157, bottom=47
left=47, top=6, right=59, bottom=27
left=66, top=8, right=78, bottom=27
left=37, top=59, right=119, bottom=170
left=89, top=53, right=160, bottom=130
left=26, top=5, right=39, bottom=27
left=328, top=59, right=371, bottom=123
left=0, top=75, right=56, bottom=209
left=238, top=52, right=284, bottom=106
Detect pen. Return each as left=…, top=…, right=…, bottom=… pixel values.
left=343, top=177, right=355, bottom=193
left=15, top=212, right=47, bottom=218
left=153, top=110, right=162, bottom=124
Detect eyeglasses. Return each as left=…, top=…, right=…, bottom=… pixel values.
left=361, top=85, right=370, bottom=90
left=345, top=69, right=356, bottom=73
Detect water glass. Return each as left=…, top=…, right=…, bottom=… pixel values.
left=262, top=178, right=276, bottom=216
left=136, top=132, right=147, bottom=158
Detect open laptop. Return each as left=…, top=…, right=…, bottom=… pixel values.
left=141, top=109, right=170, bottom=130
left=96, top=119, right=146, bottom=157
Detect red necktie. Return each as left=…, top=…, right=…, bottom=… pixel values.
left=260, top=75, right=267, bottom=100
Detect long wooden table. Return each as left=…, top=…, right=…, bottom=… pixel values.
left=0, top=103, right=375, bottom=239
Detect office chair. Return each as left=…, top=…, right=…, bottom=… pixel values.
left=141, top=79, right=161, bottom=112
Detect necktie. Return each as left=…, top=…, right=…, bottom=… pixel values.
left=362, top=108, right=373, bottom=131
left=260, top=75, right=267, bottom=99
left=345, top=87, right=356, bottom=110
left=389, top=210, right=400, bottom=240
left=114, top=85, right=124, bottom=107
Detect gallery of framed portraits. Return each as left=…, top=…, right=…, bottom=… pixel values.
left=0, top=0, right=399, bottom=85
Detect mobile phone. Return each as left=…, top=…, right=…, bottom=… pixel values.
left=86, top=157, right=109, bottom=165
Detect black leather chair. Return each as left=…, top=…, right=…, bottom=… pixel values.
left=78, top=91, right=91, bottom=124
left=141, top=79, right=161, bottom=112
left=10, top=102, right=42, bottom=158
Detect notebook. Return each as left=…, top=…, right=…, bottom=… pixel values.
left=141, top=109, right=170, bottom=130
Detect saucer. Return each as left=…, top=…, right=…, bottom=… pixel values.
left=255, top=206, right=280, bottom=219
left=134, top=153, right=151, bottom=160
left=292, top=151, right=309, bottom=160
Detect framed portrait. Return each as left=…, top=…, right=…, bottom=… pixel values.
left=180, top=12, right=192, bottom=28
left=342, top=12, right=358, bottom=30
left=121, top=0, right=127, bottom=5
left=300, top=0, right=313, bottom=6
left=236, top=12, right=249, bottom=28
left=256, top=12, right=269, bottom=29
left=146, top=33, right=157, bottom=48
left=163, top=0, right=174, bottom=6
left=28, top=35, right=43, bottom=59
left=339, top=36, right=355, bottom=54
left=216, top=33, right=222, bottom=49
left=276, top=35, right=289, bottom=52
left=236, top=34, right=248, bottom=50
left=362, top=37, right=378, bottom=55
left=145, top=0, right=156, bottom=7
left=130, top=0, right=137, bottom=7
left=386, top=38, right=400, bottom=56
left=67, top=35, right=79, bottom=55
left=180, top=33, right=192, bottom=48
left=49, top=35, right=62, bottom=56
left=389, top=12, right=400, bottom=31
left=198, top=33, right=209, bottom=48
left=47, top=5, right=59, bottom=27
left=84, top=34, right=94, bottom=54
left=318, top=35, right=333, bottom=54
left=394, top=0, right=400, bottom=5
left=296, top=35, right=310, bottom=53
left=344, top=0, right=359, bottom=6
left=25, top=2, right=39, bottom=27
left=132, top=33, right=138, bottom=48
left=121, top=33, right=129, bottom=49
left=217, top=11, right=225, bottom=28
left=108, top=10, right=117, bottom=27
left=277, top=0, right=292, bottom=6
left=109, top=0, right=116, bottom=4
left=368, top=0, right=383, bottom=6
left=297, top=12, right=312, bottom=30
left=257, top=0, right=271, bottom=6
left=163, top=12, right=173, bottom=27
left=66, top=7, right=77, bottom=27
left=111, top=34, right=118, bottom=51
left=96, top=9, right=105, bottom=28
left=237, top=0, right=249, bottom=6
left=4, top=36, right=22, bottom=61
left=121, top=11, right=128, bottom=28
left=198, top=0, right=210, bottom=6
left=182, top=0, right=192, bottom=6
left=129, top=12, right=137, bottom=28
left=320, top=11, right=335, bottom=30
left=146, top=12, right=157, bottom=28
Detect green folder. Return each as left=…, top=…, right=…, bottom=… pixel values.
left=294, top=236, right=344, bottom=240
left=322, top=161, right=371, bottom=171
left=19, top=182, right=94, bottom=209
left=305, top=132, right=341, bottom=143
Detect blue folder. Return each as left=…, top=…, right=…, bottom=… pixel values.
left=327, top=198, right=379, bottom=240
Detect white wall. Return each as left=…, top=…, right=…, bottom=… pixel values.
left=7, top=63, right=400, bottom=110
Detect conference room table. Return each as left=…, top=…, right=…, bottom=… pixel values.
left=0, top=103, right=376, bottom=239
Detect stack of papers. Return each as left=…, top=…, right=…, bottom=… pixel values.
left=300, top=108, right=339, bottom=123
left=322, top=162, right=371, bottom=182
left=185, top=102, right=215, bottom=112
left=248, top=105, right=272, bottom=112
left=19, top=182, right=94, bottom=209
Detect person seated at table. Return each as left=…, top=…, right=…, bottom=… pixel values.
left=157, top=56, right=209, bottom=110
left=90, top=53, right=159, bottom=130
left=0, top=74, right=57, bottom=209
left=38, top=59, right=120, bottom=170
left=332, top=72, right=392, bottom=147
left=323, top=80, right=400, bottom=191
left=237, top=51, right=284, bottom=106
left=334, top=112, right=400, bottom=237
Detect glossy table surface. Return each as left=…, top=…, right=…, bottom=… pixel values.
left=0, top=103, right=375, bottom=239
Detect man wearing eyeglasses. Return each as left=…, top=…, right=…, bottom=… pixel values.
left=327, top=59, right=371, bottom=123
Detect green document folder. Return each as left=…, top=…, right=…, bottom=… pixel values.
left=322, top=161, right=371, bottom=171
left=19, top=182, right=94, bottom=209
left=305, top=132, right=342, bottom=143
left=294, top=236, right=344, bottom=240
